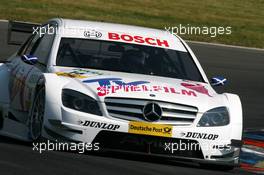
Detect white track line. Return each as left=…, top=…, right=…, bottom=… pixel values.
left=187, top=40, right=264, bottom=51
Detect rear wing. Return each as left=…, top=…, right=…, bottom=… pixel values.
left=7, top=20, right=40, bottom=45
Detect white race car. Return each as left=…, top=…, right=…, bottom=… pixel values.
left=0, top=18, right=242, bottom=169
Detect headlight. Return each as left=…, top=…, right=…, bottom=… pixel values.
left=197, top=107, right=229, bottom=127
left=62, top=89, right=102, bottom=116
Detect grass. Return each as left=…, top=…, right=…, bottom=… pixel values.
left=0, top=0, right=263, bottom=48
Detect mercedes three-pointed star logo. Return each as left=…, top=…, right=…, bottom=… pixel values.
left=143, top=102, right=162, bottom=122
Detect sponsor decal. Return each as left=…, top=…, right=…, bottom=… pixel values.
left=71, top=69, right=104, bottom=75
left=83, top=77, right=149, bottom=87
left=83, top=77, right=197, bottom=97
left=84, top=30, right=102, bottom=38
left=108, top=32, right=170, bottom=48
left=56, top=72, right=88, bottom=79
left=97, top=85, right=197, bottom=97
left=56, top=69, right=104, bottom=78
left=181, top=82, right=212, bottom=97
left=128, top=121, right=172, bottom=137
left=79, top=120, right=120, bottom=131
left=181, top=132, right=219, bottom=140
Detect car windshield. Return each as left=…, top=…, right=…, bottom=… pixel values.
left=56, top=38, right=204, bottom=82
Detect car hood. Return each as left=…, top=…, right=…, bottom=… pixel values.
left=53, top=67, right=226, bottom=112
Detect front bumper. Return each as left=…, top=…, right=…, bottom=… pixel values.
left=96, top=131, right=241, bottom=166
left=42, top=105, right=242, bottom=166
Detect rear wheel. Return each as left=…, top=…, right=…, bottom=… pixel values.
left=29, top=87, right=45, bottom=141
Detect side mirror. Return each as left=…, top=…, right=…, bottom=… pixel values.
left=211, top=76, right=227, bottom=86
left=21, top=55, right=38, bottom=65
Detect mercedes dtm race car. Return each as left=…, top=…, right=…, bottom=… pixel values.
left=0, top=18, right=243, bottom=169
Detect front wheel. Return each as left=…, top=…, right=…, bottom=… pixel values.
left=29, top=87, right=45, bottom=141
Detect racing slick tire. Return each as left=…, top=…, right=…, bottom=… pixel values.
left=29, top=87, right=45, bottom=141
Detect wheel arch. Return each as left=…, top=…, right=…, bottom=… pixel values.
left=42, top=73, right=70, bottom=124
left=224, top=93, right=243, bottom=140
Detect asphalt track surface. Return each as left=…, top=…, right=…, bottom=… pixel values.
left=0, top=21, right=263, bottom=175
